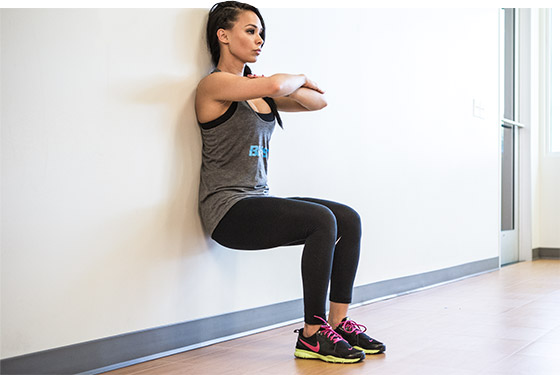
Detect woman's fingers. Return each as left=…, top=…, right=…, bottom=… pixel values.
left=304, top=80, right=325, bottom=94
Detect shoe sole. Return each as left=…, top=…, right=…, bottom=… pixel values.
left=354, top=345, right=386, bottom=355
left=294, top=348, right=364, bottom=364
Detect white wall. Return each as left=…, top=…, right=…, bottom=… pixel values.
left=1, top=8, right=501, bottom=359
left=528, top=8, right=559, bottom=251
left=536, top=9, right=560, bottom=249
left=539, top=158, right=560, bottom=248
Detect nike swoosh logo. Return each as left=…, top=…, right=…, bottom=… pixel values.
left=299, top=338, right=320, bottom=353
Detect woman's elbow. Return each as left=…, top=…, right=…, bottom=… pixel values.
left=314, top=97, right=328, bottom=110
left=303, top=96, right=327, bottom=111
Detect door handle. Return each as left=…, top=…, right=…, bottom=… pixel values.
left=502, top=118, right=526, bottom=128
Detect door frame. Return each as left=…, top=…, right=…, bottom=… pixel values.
left=500, top=8, right=521, bottom=266
left=500, top=8, right=540, bottom=264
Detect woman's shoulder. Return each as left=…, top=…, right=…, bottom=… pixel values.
left=196, top=72, right=236, bottom=124
left=197, top=70, right=216, bottom=87
left=197, top=71, right=232, bottom=94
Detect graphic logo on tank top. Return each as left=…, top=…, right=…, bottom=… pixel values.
left=249, top=145, right=268, bottom=158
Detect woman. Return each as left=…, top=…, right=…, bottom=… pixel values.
left=196, top=1, right=385, bottom=364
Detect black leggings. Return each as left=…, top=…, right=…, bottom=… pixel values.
left=212, top=196, right=361, bottom=325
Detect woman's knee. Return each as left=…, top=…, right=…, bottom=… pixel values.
left=308, top=205, right=338, bottom=239
left=337, top=204, right=362, bottom=237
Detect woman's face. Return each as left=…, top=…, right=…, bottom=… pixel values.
left=222, top=10, right=264, bottom=63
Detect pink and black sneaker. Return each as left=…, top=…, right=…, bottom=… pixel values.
left=294, top=316, right=365, bottom=364
left=334, top=317, right=386, bottom=354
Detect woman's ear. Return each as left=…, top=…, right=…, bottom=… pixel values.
left=217, top=28, right=229, bottom=44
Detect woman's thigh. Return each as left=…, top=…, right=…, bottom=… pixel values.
left=211, top=196, right=337, bottom=250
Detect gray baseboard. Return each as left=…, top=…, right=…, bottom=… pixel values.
left=352, top=257, right=499, bottom=304
left=532, top=247, right=560, bottom=259
left=0, top=256, right=499, bottom=375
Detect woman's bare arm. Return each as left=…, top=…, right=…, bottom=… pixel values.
left=197, top=71, right=311, bottom=103
left=241, top=73, right=327, bottom=112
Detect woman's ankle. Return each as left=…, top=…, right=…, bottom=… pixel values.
left=303, top=324, right=321, bottom=338
left=328, top=302, right=349, bottom=328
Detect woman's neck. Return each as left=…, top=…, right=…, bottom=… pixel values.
left=216, top=59, right=246, bottom=76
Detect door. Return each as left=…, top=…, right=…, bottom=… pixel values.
left=500, top=8, right=524, bottom=265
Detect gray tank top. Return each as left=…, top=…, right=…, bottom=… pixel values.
left=198, top=75, right=276, bottom=235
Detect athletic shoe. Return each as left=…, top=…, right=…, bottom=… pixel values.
left=294, top=316, right=365, bottom=364
left=334, top=317, right=386, bottom=354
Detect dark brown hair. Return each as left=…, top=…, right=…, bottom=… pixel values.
left=206, top=1, right=265, bottom=77
left=206, top=2, right=282, bottom=127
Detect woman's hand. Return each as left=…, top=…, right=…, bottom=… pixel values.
left=302, top=77, right=325, bottom=95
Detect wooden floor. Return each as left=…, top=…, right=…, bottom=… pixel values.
left=103, top=260, right=560, bottom=375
